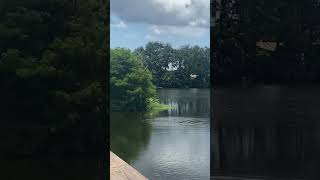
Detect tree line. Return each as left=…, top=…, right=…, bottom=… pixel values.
left=136, top=42, right=210, bottom=88
left=212, top=0, right=320, bottom=85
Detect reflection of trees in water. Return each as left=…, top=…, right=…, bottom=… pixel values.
left=211, top=86, right=320, bottom=179
left=212, top=127, right=307, bottom=177
left=212, top=126, right=320, bottom=179
left=110, top=112, right=152, bottom=163
left=160, top=99, right=210, bottom=116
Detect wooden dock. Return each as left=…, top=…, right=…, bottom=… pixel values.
left=110, top=151, right=148, bottom=180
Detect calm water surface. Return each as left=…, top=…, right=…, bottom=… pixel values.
left=212, top=85, right=320, bottom=179
left=111, top=88, right=210, bottom=180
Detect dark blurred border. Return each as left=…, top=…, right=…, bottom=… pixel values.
left=0, top=0, right=110, bottom=179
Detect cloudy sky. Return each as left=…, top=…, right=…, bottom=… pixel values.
left=110, top=0, right=210, bottom=50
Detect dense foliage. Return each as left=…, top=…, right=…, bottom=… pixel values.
left=136, top=42, right=210, bottom=88
left=212, top=0, right=320, bottom=85
left=110, top=48, right=156, bottom=111
left=0, top=0, right=108, bottom=154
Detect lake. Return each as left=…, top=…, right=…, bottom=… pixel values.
left=111, top=86, right=320, bottom=179
left=211, top=85, right=320, bottom=179
left=111, top=88, right=210, bottom=180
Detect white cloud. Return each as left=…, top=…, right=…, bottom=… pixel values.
left=153, top=26, right=161, bottom=35
left=110, top=0, right=209, bottom=28
left=149, top=25, right=208, bottom=38
left=111, top=20, right=128, bottom=28
left=144, top=34, right=156, bottom=40
left=189, top=19, right=208, bottom=27
left=111, top=0, right=209, bottom=39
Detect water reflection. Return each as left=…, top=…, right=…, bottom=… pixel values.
left=211, top=86, right=320, bottom=179
left=111, top=88, right=210, bottom=180
left=110, top=112, right=152, bottom=164
left=158, top=88, right=210, bottom=117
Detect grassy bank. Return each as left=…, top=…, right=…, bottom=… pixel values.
left=147, top=98, right=173, bottom=111
left=145, top=98, right=173, bottom=117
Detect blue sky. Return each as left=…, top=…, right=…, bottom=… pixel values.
left=110, top=0, right=210, bottom=50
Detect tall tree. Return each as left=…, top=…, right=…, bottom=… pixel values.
left=111, top=48, right=156, bottom=111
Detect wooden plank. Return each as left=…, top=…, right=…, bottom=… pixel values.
left=110, top=151, right=148, bottom=180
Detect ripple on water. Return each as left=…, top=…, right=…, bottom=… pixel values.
left=144, top=116, right=209, bottom=128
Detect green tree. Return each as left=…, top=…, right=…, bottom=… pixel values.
left=136, top=41, right=174, bottom=87
left=136, top=42, right=210, bottom=88
left=111, top=48, right=156, bottom=111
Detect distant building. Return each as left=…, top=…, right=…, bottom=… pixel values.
left=256, top=41, right=283, bottom=56
left=190, top=74, right=199, bottom=80
left=166, top=62, right=178, bottom=71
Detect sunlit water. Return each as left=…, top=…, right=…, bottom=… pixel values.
left=111, top=88, right=210, bottom=180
